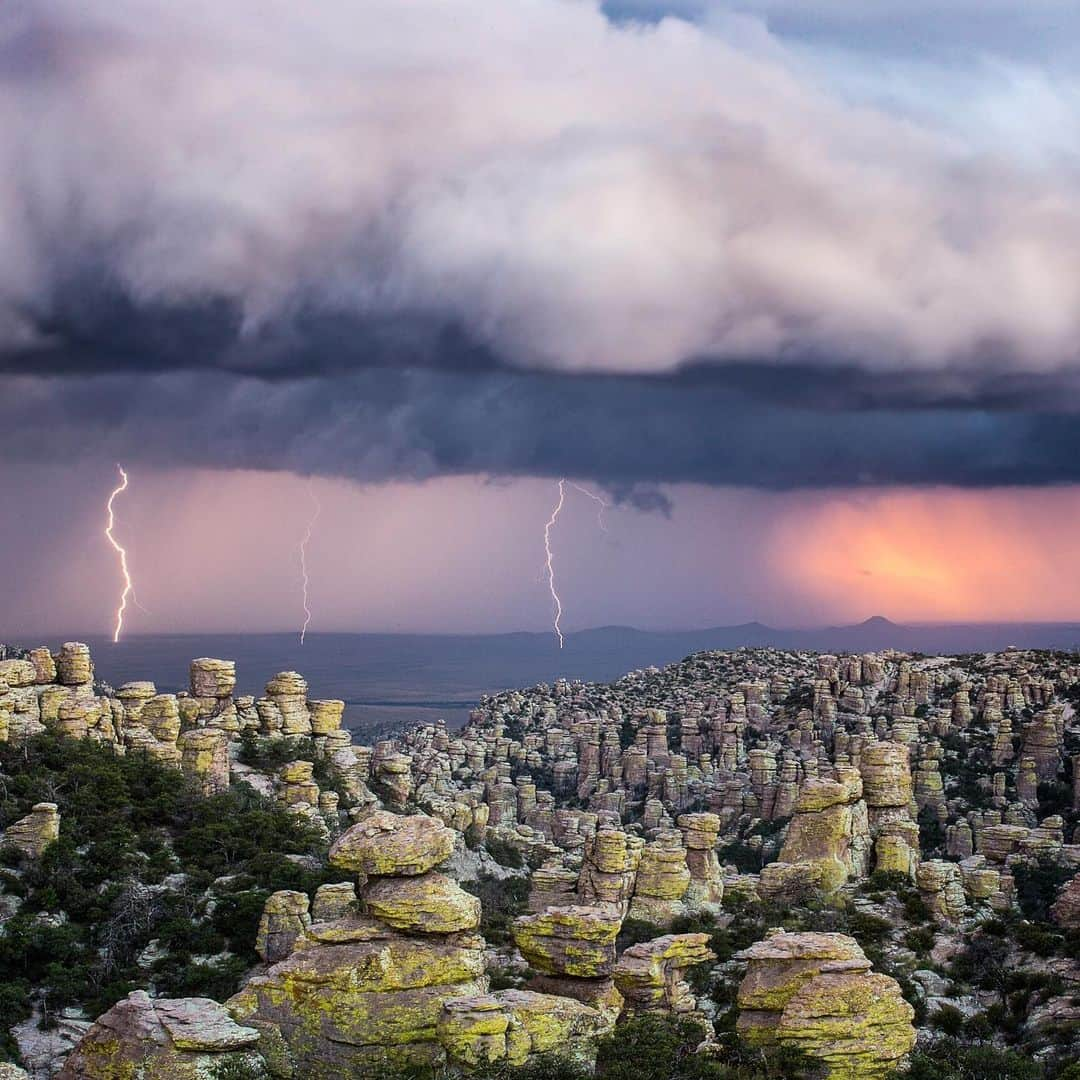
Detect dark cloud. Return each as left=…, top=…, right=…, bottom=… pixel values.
left=5, top=364, right=1080, bottom=491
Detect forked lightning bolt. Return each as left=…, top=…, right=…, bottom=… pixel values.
left=567, top=482, right=609, bottom=532
left=298, top=482, right=322, bottom=645
left=104, top=465, right=138, bottom=644
left=543, top=479, right=611, bottom=649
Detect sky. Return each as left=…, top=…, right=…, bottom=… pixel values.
left=3, top=0, right=1080, bottom=635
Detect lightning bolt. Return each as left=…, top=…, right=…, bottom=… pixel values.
left=567, top=481, right=609, bottom=533
left=544, top=479, right=566, bottom=648
left=542, top=478, right=611, bottom=648
left=104, top=465, right=137, bottom=643
left=299, top=481, right=322, bottom=645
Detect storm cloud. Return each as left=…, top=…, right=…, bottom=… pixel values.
left=4, top=0, right=1080, bottom=492
left=6, top=364, right=1080, bottom=491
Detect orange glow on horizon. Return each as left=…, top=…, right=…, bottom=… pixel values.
left=770, top=487, right=1079, bottom=623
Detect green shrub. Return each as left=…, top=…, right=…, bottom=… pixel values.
left=929, top=1004, right=966, bottom=1037
left=484, top=835, right=525, bottom=869
left=1013, top=858, right=1075, bottom=924
left=901, top=1039, right=1041, bottom=1080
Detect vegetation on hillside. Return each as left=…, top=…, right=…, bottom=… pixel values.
left=0, top=733, right=334, bottom=1062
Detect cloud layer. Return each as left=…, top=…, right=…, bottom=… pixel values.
left=4, top=0, right=1080, bottom=380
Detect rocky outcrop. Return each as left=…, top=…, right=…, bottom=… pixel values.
left=761, top=771, right=869, bottom=898
left=228, top=809, right=494, bottom=1074
left=0, top=803, right=59, bottom=858
left=1051, top=871, right=1080, bottom=929
left=228, top=917, right=487, bottom=1074
left=613, top=933, right=714, bottom=1015
left=916, top=860, right=968, bottom=921
left=256, top=890, right=312, bottom=963
left=736, top=930, right=916, bottom=1079
left=678, top=813, right=725, bottom=912
left=626, top=830, right=691, bottom=922
left=59, top=991, right=261, bottom=1079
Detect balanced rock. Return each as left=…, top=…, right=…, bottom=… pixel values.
left=512, top=905, right=622, bottom=979
left=772, top=771, right=870, bottom=894
left=329, top=810, right=455, bottom=877
left=678, top=813, right=725, bottom=912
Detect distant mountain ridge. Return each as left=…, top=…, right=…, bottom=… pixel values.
left=568, top=616, right=1080, bottom=655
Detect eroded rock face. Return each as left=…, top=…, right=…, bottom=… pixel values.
left=328, top=810, right=455, bottom=876
left=365, top=872, right=481, bottom=934
left=438, top=989, right=612, bottom=1069
left=1051, top=871, right=1080, bottom=929
left=227, top=917, right=488, bottom=1074
left=613, top=933, right=715, bottom=1014
left=59, top=991, right=261, bottom=1079
left=736, top=931, right=915, bottom=1080
left=1, top=802, right=59, bottom=858
left=512, top=905, right=622, bottom=979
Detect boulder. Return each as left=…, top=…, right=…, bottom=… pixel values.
left=776, top=971, right=917, bottom=1079
left=329, top=811, right=455, bottom=877
left=59, top=991, right=261, bottom=1079
left=736, top=931, right=915, bottom=1079
left=438, top=989, right=612, bottom=1069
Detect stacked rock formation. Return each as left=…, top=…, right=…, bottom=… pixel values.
left=736, top=930, right=916, bottom=1079
left=859, top=741, right=919, bottom=878
left=760, top=770, right=870, bottom=900
left=512, top=905, right=624, bottom=1016
left=227, top=811, right=487, bottom=1073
